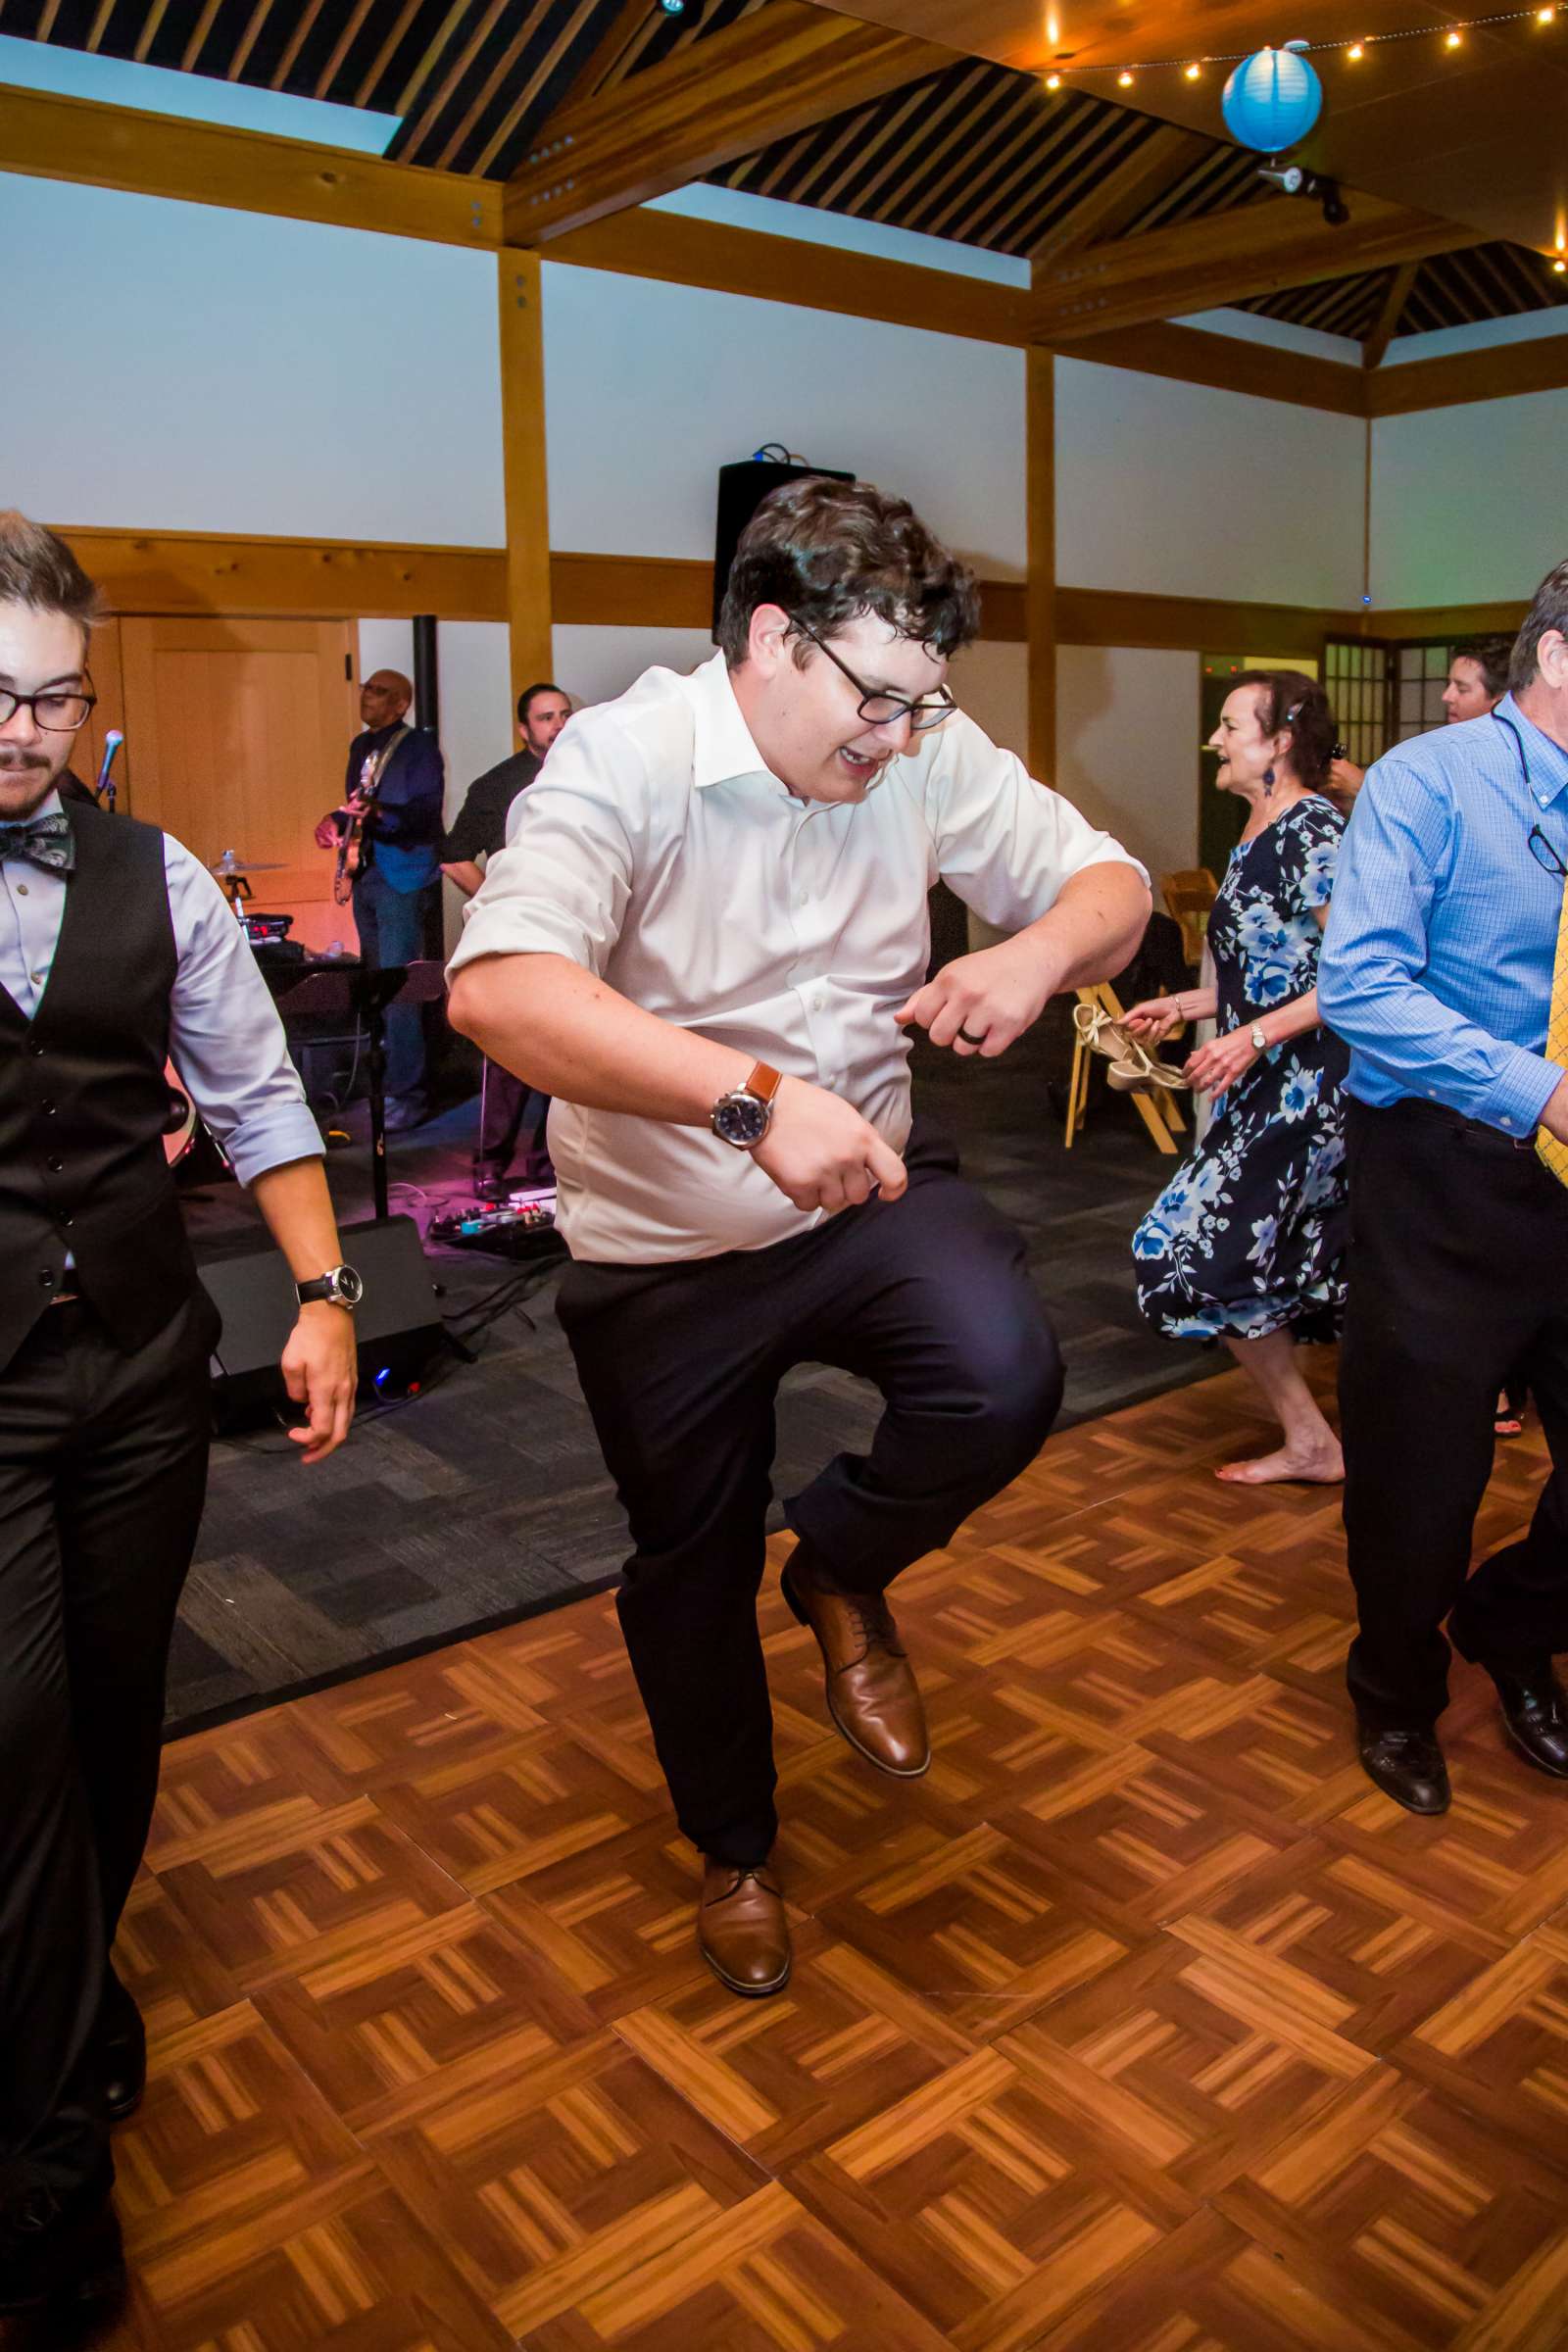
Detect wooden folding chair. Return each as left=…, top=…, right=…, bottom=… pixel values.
left=1161, top=868, right=1218, bottom=970
left=1065, top=980, right=1187, bottom=1156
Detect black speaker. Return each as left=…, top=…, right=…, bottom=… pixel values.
left=199, top=1214, right=444, bottom=1426
left=711, top=456, right=855, bottom=637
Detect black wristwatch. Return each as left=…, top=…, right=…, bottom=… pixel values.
left=295, top=1264, right=364, bottom=1310
left=710, top=1061, right=784, bottom=1150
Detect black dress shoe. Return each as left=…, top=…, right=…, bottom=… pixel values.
left=96, top=1970, right=147, bottom=2123
left=1493, top=1667, right=1568, bottom=1778
left=0, top=2174, right=124, bottom=2318
left=1356, top=1721, right=1450, bottom=1815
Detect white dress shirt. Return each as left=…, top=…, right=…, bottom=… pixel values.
left=0, top=792, right=323, bottom=1187
left=449, top=653, right=1146, bottom=1262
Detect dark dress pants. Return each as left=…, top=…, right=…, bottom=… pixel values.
left=1341, top=1097, right=1568, bottom=1731
left=0, top=1294, right=214, bottom=2205
left=352, top=864, right=435, bottom=1103
left=556, top=1131, right=1063, bottom=1866
left=477, top=1058, right=553, bottom=1183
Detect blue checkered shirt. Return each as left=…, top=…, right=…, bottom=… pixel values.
left=1319, top=692, right=1568, bottom=1137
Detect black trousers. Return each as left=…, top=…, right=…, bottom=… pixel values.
left=0, top=1294, right=215, bottom=2204
left=477, top=1058, right=552, bottom=1181
left=1341, top=1097, right=1568, bottom=1730
left=557, top=1132, right=1063, bottom=1865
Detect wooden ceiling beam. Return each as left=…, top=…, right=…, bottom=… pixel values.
left=0, top=82, right=501, bottom=246
left=1367, top=323, right=1568, bottom=416
left=1028, top=124, right=1209, bottom=268
left=1362, top=261, right=1419, bottom=371
left=1031, top=191, right=1486, bottom=343
left=502, top=0, right=954, bottom=244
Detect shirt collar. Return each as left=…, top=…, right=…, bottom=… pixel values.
left=1494, top=693, right=1568, bottom=808
left=690, top=653, right=785, bottom=793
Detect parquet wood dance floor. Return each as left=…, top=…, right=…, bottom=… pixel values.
left=67, top=1364, right=1568, bottom=2351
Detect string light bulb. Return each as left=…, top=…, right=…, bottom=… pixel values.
left=1556, top=259, right=1567, bottom=272
left=1044, top=71, right=1061, bottom=88
left=1347, top=40, right=1364, bottom=57
left=1445, top=27, right=1463, bottom=44
left=1184, top=61, right=1201, bottom=77
left=1118, top=69, right=1135, bottom=84
left=1538, top=5, right=1555, bottom=20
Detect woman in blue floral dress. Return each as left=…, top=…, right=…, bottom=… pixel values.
left=1125, top=671, right=1348, bottom=1486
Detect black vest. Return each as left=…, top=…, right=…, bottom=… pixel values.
left=0, top=804, right=200, bottom=1373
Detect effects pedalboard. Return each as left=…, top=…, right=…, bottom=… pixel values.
left=428, top=1183, right=567, bottom=1260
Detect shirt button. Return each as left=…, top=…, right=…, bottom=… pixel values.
left=46, top=1153, right=64, bottom=1172
left=29, top=971, right=44, bottom=985
left=15, top=883, right=27, bottom=897
left=1501, top=1116, right=1513, bottom=1128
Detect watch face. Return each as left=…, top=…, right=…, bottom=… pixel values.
left=334, top=1265, right=365, bottom=1306
left=713, top=1092, right=770, bottom=1148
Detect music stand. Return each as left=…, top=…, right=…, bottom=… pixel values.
left=275, top=959, right=449, bottom=1220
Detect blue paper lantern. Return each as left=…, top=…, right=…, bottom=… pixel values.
left=1221, top=41, right=1323, bottom=153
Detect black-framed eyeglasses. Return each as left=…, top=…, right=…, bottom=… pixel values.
left=1530, top=824, right=1568, bottom=881
left=0, top=682, right=97, bottom=733
left=791, top=621, right=956, bottom=733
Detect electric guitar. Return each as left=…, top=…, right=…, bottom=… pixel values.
left=332, top=724, right=412, bottom=906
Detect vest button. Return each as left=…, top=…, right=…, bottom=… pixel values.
left=40, top=1100, right=56, bottom=1115
left=37, top=1269, right=55, bottom=1289
left=28, top=1041, right=44, bottom=1056
left=57, top=1214, right=73, bottom=1230
left=46, top=1154, right=64, bottom=1173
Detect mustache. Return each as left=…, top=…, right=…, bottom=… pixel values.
left=0, top=754, right=52, bottom=771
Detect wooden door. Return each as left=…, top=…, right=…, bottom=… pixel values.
left=118, top=616, right=359, bottom=954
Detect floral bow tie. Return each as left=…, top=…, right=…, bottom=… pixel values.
left=0, top=812, right=75, bottom=876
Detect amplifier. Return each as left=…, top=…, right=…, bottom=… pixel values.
left=199, top=1213, right=444, bottom=1424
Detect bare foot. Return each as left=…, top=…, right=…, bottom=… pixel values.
left=1215, top=1440, right=1344, bottom=1487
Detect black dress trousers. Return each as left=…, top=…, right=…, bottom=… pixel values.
left=556, top=1130, right=1063, bottom=1867
left=0, top=1293, right=215, bottom=2206
left=1340, top=1097, right=1568, bottom=1731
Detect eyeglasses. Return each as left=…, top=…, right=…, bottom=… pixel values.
left=791, top=622, right=956, bottom=734
left=0, top=683, right=97, bottom=733
left=1530, top=824, right=1568, bottom=881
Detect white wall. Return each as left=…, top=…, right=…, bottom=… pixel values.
left=1054, top=357, right=1366, bottom=608
left=2, top=174, right=503, bottom=545
left=540, top=263, right=1026, bottom=579
left=1370, top=393, right=1568, bottom=608
left=1056, top=646, right=1200, bottom=882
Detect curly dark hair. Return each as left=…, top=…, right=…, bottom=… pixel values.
left=1451, top=636, right=1512, bottom=700
left=716, top=476, right=980, bottom=667
left=1232, top=669, right=1338, bottom=794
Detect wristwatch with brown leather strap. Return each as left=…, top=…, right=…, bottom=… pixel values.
left=710, top=1060, right=783, bottom=1150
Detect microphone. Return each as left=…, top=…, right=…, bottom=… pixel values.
left=94, top=729, right=123, bottom=810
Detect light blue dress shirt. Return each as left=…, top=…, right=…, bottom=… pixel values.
left=0, top=792, right=323, bottom=1186
left=1319, top=693, right=1568, bottom=1138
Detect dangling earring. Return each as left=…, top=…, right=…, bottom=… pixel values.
left=1262, top=764, right=1276, bottom=798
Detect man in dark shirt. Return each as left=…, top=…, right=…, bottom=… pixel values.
left=442, top=681, right=570, bottom=1192
left=316, top=669, right=445, bottom=1128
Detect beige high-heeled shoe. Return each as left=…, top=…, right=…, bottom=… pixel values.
left=1072, top=1003, right=1189, bottom=1096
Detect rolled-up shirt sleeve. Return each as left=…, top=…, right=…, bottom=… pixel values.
left=164, top=844, right=323, bottom=1185
left=448, top=715, right=640, bottom=981
left=919, top=712, right=1149, bottom=929
left=1320, top=760, right=1561, bottom=1135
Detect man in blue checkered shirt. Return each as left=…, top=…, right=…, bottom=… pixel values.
left=1320, top=560, right=1568, bottom=1816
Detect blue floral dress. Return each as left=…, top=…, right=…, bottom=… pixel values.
left=1133, top=795, right=1348, bottom=1342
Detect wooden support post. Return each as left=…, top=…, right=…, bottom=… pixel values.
left=1026, top=347, right=1055, bottom=783
left=497, top=248, right=553, bottom=723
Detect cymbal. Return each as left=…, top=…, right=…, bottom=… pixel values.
left=209, top=851, right=287, bottom=872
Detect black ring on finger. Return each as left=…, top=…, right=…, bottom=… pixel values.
left=957, top=1026, right=987, bottom=1047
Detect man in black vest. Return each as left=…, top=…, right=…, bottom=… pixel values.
left=441, top=680, right=571, bottom=1195
left=0, top=514, right=361, bottom=2321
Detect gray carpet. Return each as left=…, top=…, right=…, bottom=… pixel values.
left=166, top=1006, right=1214, bottom=1737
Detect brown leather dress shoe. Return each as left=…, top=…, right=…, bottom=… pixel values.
left=782, top=1557, right=930, bottom=1778
left=698, top=1861, right=792, bottom=1997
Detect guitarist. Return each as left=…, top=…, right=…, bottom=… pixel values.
left=316, top=668, right=445, bottom=1129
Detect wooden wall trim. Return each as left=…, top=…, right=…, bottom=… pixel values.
left=498, top=251, right=554, bottom=709
left=2, top=84, right=500, bottom=249
left=1026, top=352, right=1055, bottom=775
left=59, top=525, right=1514, bottom=654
